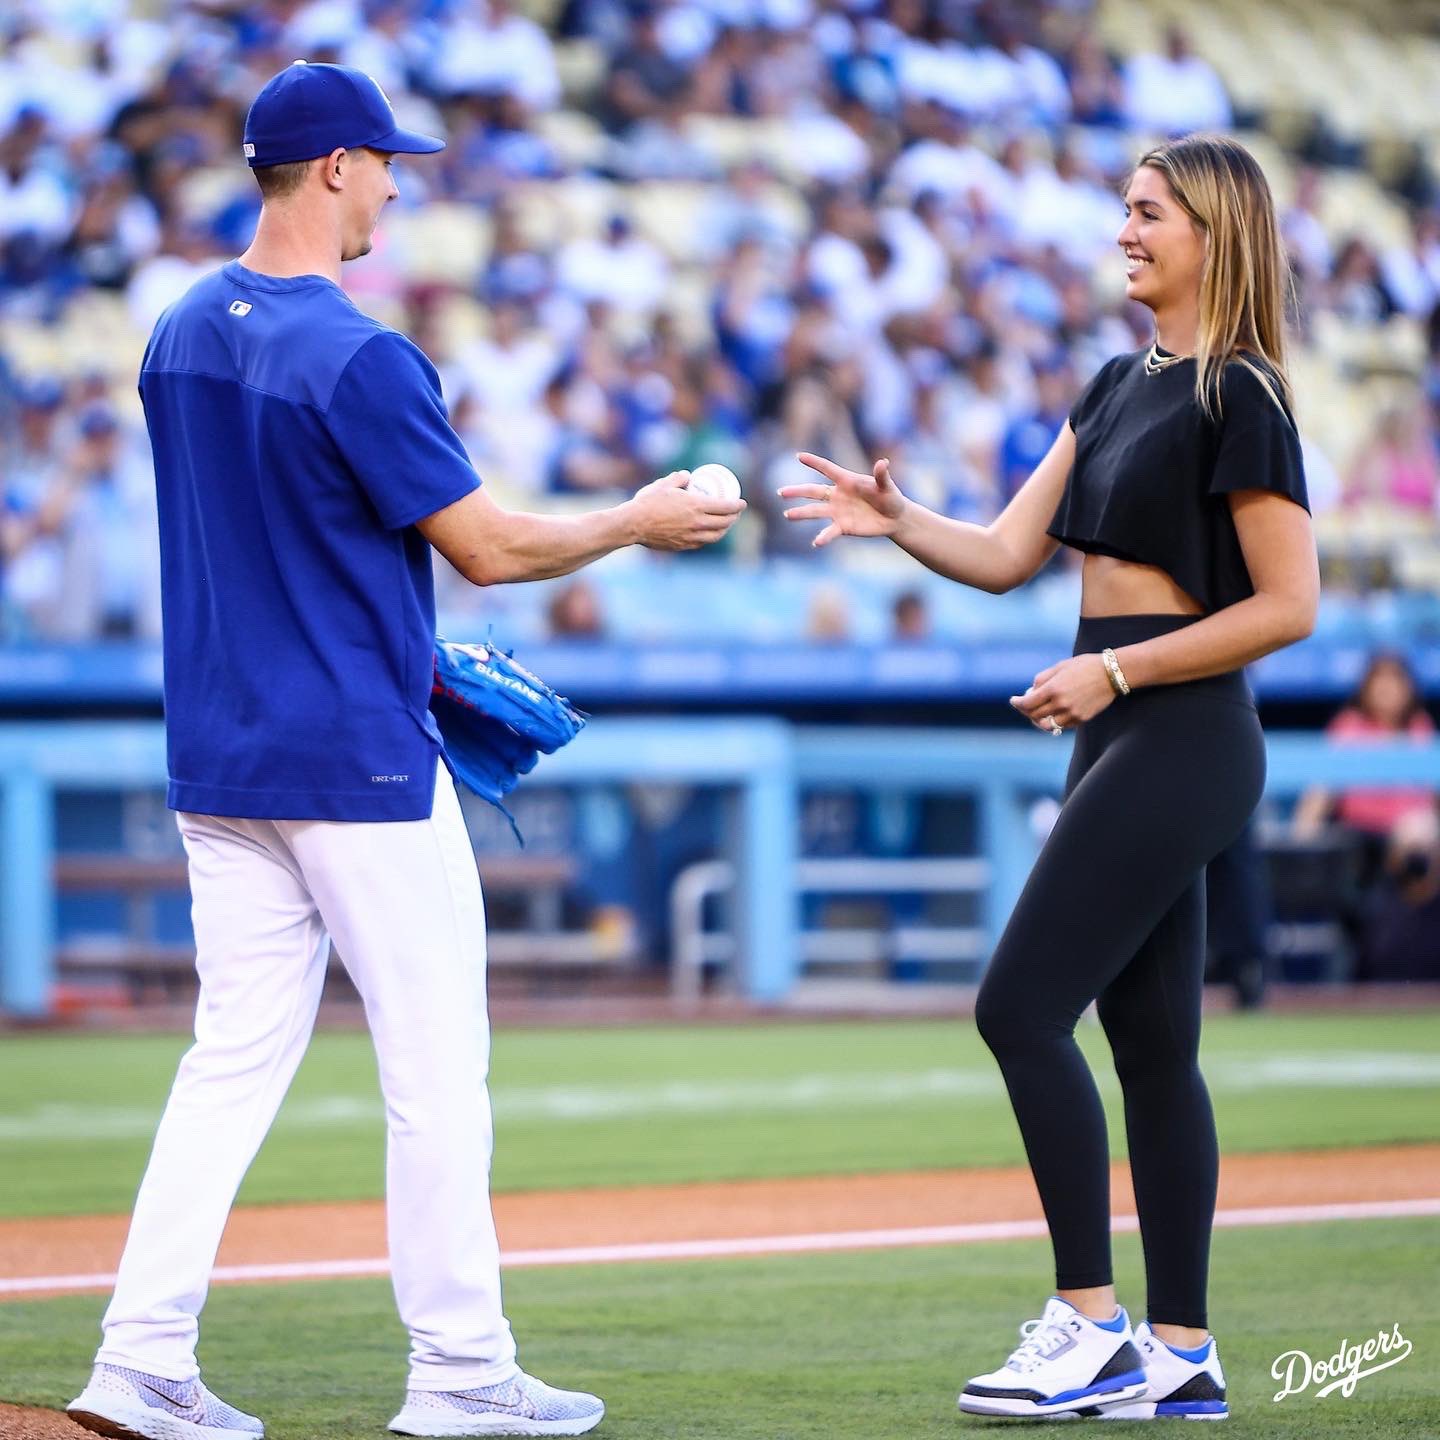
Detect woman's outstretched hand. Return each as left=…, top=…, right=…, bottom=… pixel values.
left=778, top=453, right=907, bottom=547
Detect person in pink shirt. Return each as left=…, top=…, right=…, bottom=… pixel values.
left=1343, top=404, right=1440, bottom=516
left=1293, top=652, right=1436, bottom=869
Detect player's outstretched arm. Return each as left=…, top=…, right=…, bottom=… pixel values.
left=418, top=471, right=745, bottom=586
left=778, top=425, right=1074, bottom=594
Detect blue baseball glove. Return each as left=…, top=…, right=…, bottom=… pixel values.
left=431, top=638, right=586, bottom=842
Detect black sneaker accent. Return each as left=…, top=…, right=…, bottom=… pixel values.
left=1092, top=1340, right=1144, bottom=1384
left=1160, top=1372, right=1226, bottom=1403
left=961, top=1384, right=1046, bottom=1402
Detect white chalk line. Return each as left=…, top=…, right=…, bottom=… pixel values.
left=3, top=1052, right=1439, bottom=1141
left=3, top=1198, right=1437, bottom=1297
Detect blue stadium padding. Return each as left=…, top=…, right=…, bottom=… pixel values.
left=3, top=638, right=1440, bottom=705
left=0, top=767, right=52, bottom=1018
left=4, top=721, right=1440, bottom=1017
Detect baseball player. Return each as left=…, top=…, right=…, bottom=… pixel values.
left=66, top=62, right=743, bottom=1440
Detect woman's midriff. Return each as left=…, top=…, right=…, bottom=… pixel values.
left=1078, top=552, right=1205, bottom=618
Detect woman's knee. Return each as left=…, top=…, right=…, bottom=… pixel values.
left=1100, top=1006, right=1199, bottom=1087
left=975, top=976, right=1057, bottom=1058
left=973, top=978, right=1021, bottom=1055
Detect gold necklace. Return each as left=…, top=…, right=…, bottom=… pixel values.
left=1143, top=343, right=1190, bottom=376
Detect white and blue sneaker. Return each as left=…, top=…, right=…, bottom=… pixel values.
left=958, top=1296, right=1148, bottom=1419
left=388, top=1370, right=604, bottom=1436
left=67, top=1363, right=264, bottom=1439
left=1094, top=1321, right=1228, bottom=1420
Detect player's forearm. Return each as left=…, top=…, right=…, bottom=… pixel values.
left=468, top=504, right=639, bottom=584
left=889, top=499, right=1016, bottom=594
left=1114, top=592, right=1312, bottom=688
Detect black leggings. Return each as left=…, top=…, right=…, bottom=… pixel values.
left=974, top=614, right=1267, bottom=1330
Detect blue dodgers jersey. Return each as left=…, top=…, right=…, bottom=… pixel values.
left=141, top=261, right=480, bottom=821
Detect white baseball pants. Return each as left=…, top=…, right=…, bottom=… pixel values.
left=96, top=765, right=518, bottom=1391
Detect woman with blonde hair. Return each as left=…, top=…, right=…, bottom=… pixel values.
left=782, top=134, right=1318, bottom=1422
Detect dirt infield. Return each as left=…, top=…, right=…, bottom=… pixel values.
left=4, top=1143, right=1439, bottom=1302
left=0, top=1401, right=83, bottom=1440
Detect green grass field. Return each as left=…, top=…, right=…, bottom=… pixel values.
left=2, top=1221, right=1434, bottom=1438
left=3, top=1012, right=1438, bottom=1437
left=2, top=1013, right=1439, bottom=1217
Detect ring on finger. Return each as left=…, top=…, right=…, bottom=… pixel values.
left=1046, top=717, right=1063, bottom=735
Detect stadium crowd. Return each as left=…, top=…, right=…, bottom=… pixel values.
left=1, top=0, right=1440, bottom=646
left=2, top=0, right=1436, bottom=988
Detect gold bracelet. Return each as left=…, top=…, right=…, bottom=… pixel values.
left=1102, top=647, right=1131, bottom=696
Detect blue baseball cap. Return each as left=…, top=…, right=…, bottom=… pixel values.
left=243, top=61, right=445, bottom=168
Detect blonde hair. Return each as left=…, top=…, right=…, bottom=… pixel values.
left=1132, top=135, right=1294, bottom=420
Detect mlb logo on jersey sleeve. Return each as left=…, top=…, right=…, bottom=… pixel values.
left=229, top=300, right=253, bottom=317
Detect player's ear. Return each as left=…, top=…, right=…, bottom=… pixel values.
left=323, top=147, right=348, bottom=191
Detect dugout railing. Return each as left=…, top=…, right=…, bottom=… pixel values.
left=2, top=721, right=1440, bottom=1018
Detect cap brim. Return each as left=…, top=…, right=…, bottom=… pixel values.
left=368, top=126, right=445, bottom=155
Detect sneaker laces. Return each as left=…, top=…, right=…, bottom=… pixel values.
left=1005, top=1315, right=1082, bottom=1373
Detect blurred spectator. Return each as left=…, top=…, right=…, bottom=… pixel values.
left=1343, top=404, right=1440, bottom=517
left=443, top=94, right=562, bottom=203
left=889, top=106, right=1012, bottom=212
left=1328, top=237, right=1398, bottom=325
left=758, top=370, right=866, bottom=555
left=1282, top=167, right=1334, bottom=294
left=1011, top=142, right=1122, bottom=266
left=697, top=160, right=797, bottom=264
left=480, top=198, right=553, bottom=305
left=543, top=373, right=640, bottom=495
left=451, top=299, right=562, bottom=490
left=11, top=403, right=159, bottom=640
left=713, top=234, right=795, bottom=394
left=804, top=185, right=876, bottom=330
left=882, top=353, right=988, bottom=522
left=937, top=339, right=1012, bottom=511
left=998, top=352, right=1075, bottom=505
left=557, top=213, right=670, bottom=316
left=1293, top=653, right=1438, bottom=887
left=127, top=218, right=225, bottom=331
left=430, top=0, right=561, bottom=111
left=989, top=17, right=1071, bottom=130
left=1379, top=210, right=1440, bottom=319
left=3, top=378, right=65, bottom=512
left=546, top=578, right=607, bottom=639
left=1, top=378, right=66, bottom=633
left=1065, top=30, right=1126, bottom=129
left=1356, top=803, right=1440, bottom=981
left=806, top=583, right=853, bottom=642
left=891, top=588, right=929, bottom=641
left=596, top=6, right=690, bottom=135
left=663, top=353, right=750, bottom=485
left=63, top=157, right=162, bottom=293
left=1122, top=25, right=1231, bottom=136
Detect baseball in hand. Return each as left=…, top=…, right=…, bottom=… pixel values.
left=687, top=463, right=742, bottom=501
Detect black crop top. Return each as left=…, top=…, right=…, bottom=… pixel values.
left=1046, top=348, right=1310, bottom=613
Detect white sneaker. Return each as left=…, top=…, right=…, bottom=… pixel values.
left=67, top=1363, right=264, bottom=1440
left=957, top=1296, right=1148, bottom=1419
left=388, top=1371, right=604, bottom=1436
left=1095, top=1321, right=1228, bottom=1420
